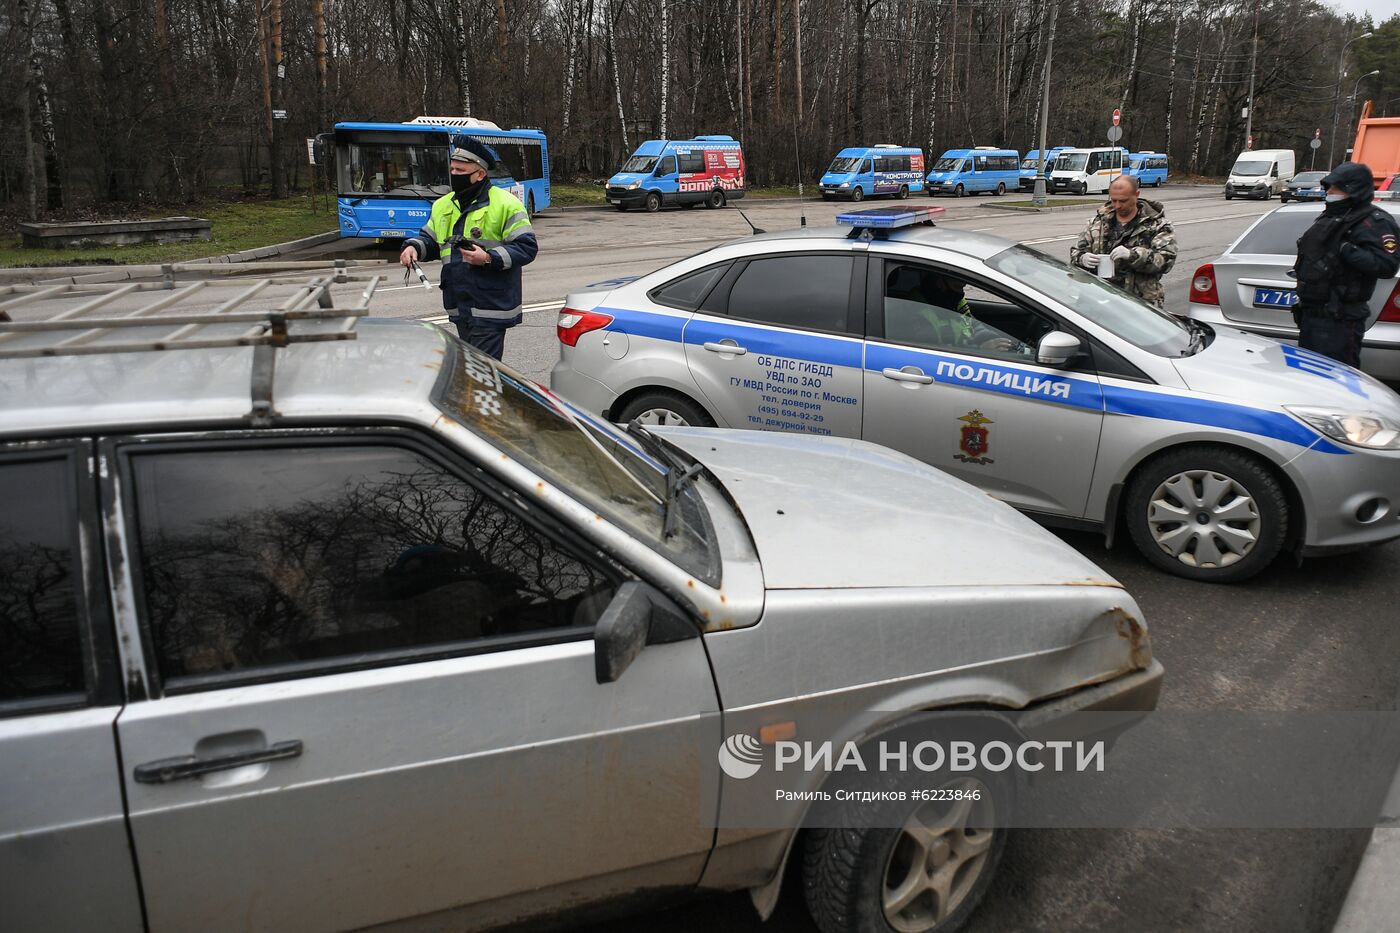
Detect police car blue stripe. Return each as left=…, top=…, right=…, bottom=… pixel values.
left=1101, top=384, right=1350, bottom=455
left=591, top=305, right=1347, bottom=454
left=683, top=317, right=864, bottom=368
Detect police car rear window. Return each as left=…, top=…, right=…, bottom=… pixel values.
left=650, top=264, right=728, bottom=310
left=1234, top=211, right=1316, bottom=255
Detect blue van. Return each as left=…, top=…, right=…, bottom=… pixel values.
left=605, top=136, right=746, bottom=212
left=819, top=145, right=926, bottom=201
left=925, top=147, right=1021, bottom=197
left=1018, top=146, right=1075, bottom=191
left=1127, top=151, right=1169, bottom=187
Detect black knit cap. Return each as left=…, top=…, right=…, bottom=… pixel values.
left=1320, top=162, right=1375, bottom=203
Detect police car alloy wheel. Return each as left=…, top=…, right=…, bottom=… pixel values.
left=803, top=774, right=1007, bottom=933
left=1124, top=447, right=1289, bottom=583
left=615, top=391, right=715, bottom=428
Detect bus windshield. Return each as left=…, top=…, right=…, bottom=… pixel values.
left=932, top=158, right=964, bottom=172
left=828, top=157, right=862, bottom=173
left=1057, top=152, right=1088, bottom=172
left=622, top=155, right=658, bottom=173
left=346, top=141, right=450, bottom=195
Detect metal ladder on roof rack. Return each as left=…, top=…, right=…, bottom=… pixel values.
left=0, top=266, right=383, bottom=427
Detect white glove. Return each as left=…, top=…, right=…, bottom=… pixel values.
left=1079, top=252, right=1100, bottom=271
left=1109, top=245, right=1132, bottom=262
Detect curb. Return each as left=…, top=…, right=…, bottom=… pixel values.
left=1332, top=767, right=1400, bottom=932
left=979, top=200, right=1104, bottom=214
left=0, top=229, right=342, bottom=285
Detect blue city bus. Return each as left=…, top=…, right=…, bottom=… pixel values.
left=332, top=117, right=550, bottom=240
left=818, top=145, right=926, bottom=201
left=925, top=147, right=1021, bottom=197
left=1018, top=146, right=1075, bottom=191
left=1127, top=151, right=1169, bottom=187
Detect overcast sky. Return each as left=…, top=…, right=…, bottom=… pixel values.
left=1328, top=0, right=1400, bottom=25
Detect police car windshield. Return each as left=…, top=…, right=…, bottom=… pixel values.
left=986, top=245, right=1194, bottom=357
left=932, top=158, right=964, bottom=172
left=622, top=156, right=659, bottom=173
left=1057, top=152, right=1089, bottom=172
left=828, top=157, right=862, bottom=173
left=436, top=347, right=718, bottom=583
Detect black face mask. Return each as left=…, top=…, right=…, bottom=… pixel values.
left=452, top=173, right=487, bottom=203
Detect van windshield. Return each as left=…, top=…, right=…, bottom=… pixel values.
left=1057, top=152, right=1088, bottom=172
left=828, top=157, right=862, bottom=174
left=621, top=155, right=658, bottom=173
left=987, top=245, right=1193, bottom=357
left=932, top=158, right=964, bottom=172
left=1232, top=160, right=1270, bottom=176
left=1020, top=157, right=1042, bottom=170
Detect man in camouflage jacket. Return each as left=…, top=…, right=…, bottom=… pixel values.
left=1070, top=175, right=1179, bottom=307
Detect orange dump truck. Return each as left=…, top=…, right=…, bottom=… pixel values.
left=1352, top=101, right=1400, bottom=185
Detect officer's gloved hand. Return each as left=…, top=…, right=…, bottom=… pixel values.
left=1109, top=245, right=1132, bottom=263
left=1080, top=253, right=1101, bottom=271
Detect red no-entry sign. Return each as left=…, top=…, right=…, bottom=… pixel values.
left=1112, top=109, right=1121, bottom=126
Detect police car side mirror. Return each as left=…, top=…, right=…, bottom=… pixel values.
left=1037, top=331, right=1082, bottom=368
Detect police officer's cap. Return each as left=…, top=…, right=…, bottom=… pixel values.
left=450, top=138, right=497, bottom=172
left=1321, top=162, right=1375, bottom=202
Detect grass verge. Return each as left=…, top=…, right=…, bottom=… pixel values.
left=1, top=195, right=338, bottom=268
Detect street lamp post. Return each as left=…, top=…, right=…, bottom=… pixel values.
left=1329, top=31, right=1373, bottom=167
left=1343, top=70, right=1382, bottom=160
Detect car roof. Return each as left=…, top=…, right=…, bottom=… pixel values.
left=743, top=223, right=1015, bottom=261
left=0, top=317, right=450, bottom=438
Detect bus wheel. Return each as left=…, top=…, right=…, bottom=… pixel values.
left=644, top=192, right=662, bottom=213
left=527, top=193, right=537, bottom=216
left=897, top=185, right=909, bottom=200
left=851, top=186, right=865, bottom=202
left=954, top=184, right=965, bottom=198
left=707, top=189, right=726, bottom=209
left=994, top=182, right=1006, bottom=196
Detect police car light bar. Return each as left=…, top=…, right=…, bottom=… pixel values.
left=835, top=206, right=946, bottom=231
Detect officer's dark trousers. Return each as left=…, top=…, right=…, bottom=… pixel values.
left=453, top=317, right=508, bottom=361
left=1293, top=309, right=1363, bottom=368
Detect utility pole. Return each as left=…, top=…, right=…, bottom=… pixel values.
left=1031, top=0, right=1058, bottom=207
left=1243, top=11, right=1258, bottom=150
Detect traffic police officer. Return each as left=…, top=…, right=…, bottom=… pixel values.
left=399, top=139, right=537, bottom=360
left=1292, top=162, right=1400, bottom=368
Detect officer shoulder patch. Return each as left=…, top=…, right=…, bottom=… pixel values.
left=1384, top=232, right=1399, bottom=255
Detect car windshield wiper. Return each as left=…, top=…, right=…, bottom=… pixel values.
left=626, top=420, right=704, bottom=538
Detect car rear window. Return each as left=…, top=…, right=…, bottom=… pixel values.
left=1233, top=211, right=1319, bottom=255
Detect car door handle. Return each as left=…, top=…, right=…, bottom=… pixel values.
left=134, top=740, right=304, bottom=784
left=882, top=367, right=933, bottom=384
left=703, top=341, right=747, bottom=355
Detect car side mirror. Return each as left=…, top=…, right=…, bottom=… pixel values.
left=1037, top=331, right=1082, bottom=368
left=594, top=581, right=696, bottom=683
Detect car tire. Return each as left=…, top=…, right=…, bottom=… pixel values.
left=803, top=772, right=1008, bottom=933
left=1279, top=193, right=1290, bottom=203
left=954, top=184, right=965, bottom=198
left=994, top=182, right=1005, bottom=196
left=644, top=191, right=662, bottom=213
left=707, top=189, right=726, bottom=209
left=852, top=186, right=865, bottom=202
left=1124, top=446, right=1289, bottom=583
left=615, top=390, right=715, bottom=428
left=1074, top=181, right=1086, bottom=196
left=898, top=184, right=910, bottom=200
left=1224, top=188, right=1234, bottom=200
left=615, top=204, right=629, bottom=212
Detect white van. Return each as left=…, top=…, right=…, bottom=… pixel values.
left=1050, top=147, right=1128, bottom=195
left=1225, top=149, right=1295, bottom=200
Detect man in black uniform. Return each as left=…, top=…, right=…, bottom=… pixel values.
left=1292, top=162, right=1400, bottom=368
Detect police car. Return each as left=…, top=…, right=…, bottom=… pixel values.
left=551, top=206, right=1400, bottom=583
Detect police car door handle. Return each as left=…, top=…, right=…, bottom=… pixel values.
left=703, top=340, right=747, bottom=355
left=882, top=366, right=933, bottom=384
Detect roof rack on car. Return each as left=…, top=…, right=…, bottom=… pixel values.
left=0, top=263, right=383, bottom=427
